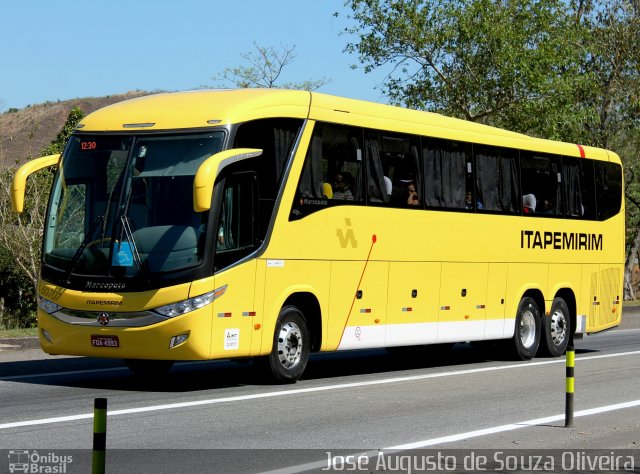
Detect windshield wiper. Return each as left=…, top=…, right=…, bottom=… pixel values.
left=64, top=215, right=104, bottom=284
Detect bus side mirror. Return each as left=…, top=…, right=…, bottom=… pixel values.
left=193, top=148, right=262, bottom=212
left=12, top=154, right=61, bottom=213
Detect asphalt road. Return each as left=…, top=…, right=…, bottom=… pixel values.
left=1, top=312, right=639, bottom=473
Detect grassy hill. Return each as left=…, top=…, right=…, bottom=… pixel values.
left=0, top=91, right=149, bottom=166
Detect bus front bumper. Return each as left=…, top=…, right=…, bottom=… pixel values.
left=37, top=308, right=212, bottom=361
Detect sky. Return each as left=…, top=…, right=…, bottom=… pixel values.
left=0, top=0, right=390, bottom=111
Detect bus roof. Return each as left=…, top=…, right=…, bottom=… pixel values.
left=77, top=88, right=617, bottom=163
left=78, top=89, right=311, bottom=132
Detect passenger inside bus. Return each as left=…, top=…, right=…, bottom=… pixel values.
left=464, top=191, right=483, bottom=210
left=332, top=173, right=355, bottom=200
left=404, top=179, right=420, bottom=206
left=523, top=194, right=536, bottom=214
left=541, top=198, right=555, bottom=215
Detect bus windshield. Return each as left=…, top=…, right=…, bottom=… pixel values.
left=43, top=132, right=225, bottom=279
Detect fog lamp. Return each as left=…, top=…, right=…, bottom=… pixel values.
left=169, top=333, right=189, bottom=348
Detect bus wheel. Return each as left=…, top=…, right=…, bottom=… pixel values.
left=266, top=306, right=310, bottom=383
left=512, top=297, right=541, bottom=360
left=125, top=359, right=174, bottom=377
left=540, top=297, right=571, bottom=357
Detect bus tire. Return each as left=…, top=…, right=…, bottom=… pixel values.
left=265, top=306, right=310, bottom=383
left=539, top=297, right=571, bottom=357
left=125, top=359, right=174, bottom=377
left=512, top=297, right=541, bottom=360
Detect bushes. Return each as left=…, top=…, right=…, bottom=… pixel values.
left=0, top=246, right=36, bottom=329
left=0, top=106, right=83, bottom=329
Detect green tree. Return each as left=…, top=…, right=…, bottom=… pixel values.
left=213, top=42, right=330, bottom=91
left=0, top=106, right=84, bottom=327
left=578, top=0, right=640, bottom=150
left=343, top=0, right=589, bottom=140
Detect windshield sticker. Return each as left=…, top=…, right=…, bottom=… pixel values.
left=112, top=241, right=134, bottom=267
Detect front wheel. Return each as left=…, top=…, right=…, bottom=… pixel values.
left=511, top=297, right=541, bottom=360
left=539, top=297, right=571, bottom=357
left=265, top=306, right=310, bottom=383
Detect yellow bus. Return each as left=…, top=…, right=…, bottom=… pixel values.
left=12, top=89, right=623, bottom=382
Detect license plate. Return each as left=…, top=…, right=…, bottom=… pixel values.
left=91, top=335, right=120, bottom=348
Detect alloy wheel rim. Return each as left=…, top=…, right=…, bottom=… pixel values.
left=550, top=309, right=567, bottom=346
left=277, top=321, right=303, bottom=369
left=520, top=310, right=536, bottom=349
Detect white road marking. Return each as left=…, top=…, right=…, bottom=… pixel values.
left=261, top=400, right=640, bottom=474
left=1, top=350, right=639, bottom=430
left=387, top=399, right=640, bottom=450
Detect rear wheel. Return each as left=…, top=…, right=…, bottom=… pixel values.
left=265, top=306, right=310, bottom=383
left=512, top=297, right=541, bottom=360
left=539, top=297, right=571, bottom=357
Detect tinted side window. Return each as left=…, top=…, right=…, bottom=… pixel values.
left=292, top=123, right=363, bottom=219
left=595, top=161, right=623, bottom=220
left=520, top=153, right=562, bottom=215
left=563, top=157, right=596, bottom=219
left=214, top=172, right=258, bottom=271
left=233, top=118, right=303, bottom=238
left=233, top=118, right=302, bottom=200
left=366, top=131, right=422, bottom=208
left=423, top=139, right=471, bottom=209
left=475, top=145, right=520, bottom=213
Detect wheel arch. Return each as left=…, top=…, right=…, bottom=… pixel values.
left=521, top=288, right=545, bottom=316
left=282, top=292, right=322, bottom=353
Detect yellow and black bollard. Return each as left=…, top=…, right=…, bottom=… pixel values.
left=93, top=398, right=107, bottom=474
left=565, top=345, right=575, bottom=427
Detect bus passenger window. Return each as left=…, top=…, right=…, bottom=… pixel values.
left=233, top=118, right=303, bottom=238
left=520, top=153, right=562, bottom=216
left=423, top=139, right=470, bottom=209
left=475, top=145, right=519, bottom=214
left=292, top=123, right=364, bottom=220
left=595, top=161, right=622, bottom=221
left=366, top=132, right=421, bottom=208
left=365, top=136, right=388, bottom=204
left=563, top=158, right=596, bottom=219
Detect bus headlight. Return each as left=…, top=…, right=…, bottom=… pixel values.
left=154, top=290, right=217, bottom=317
left=38, top=296, right=62, bottom=314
